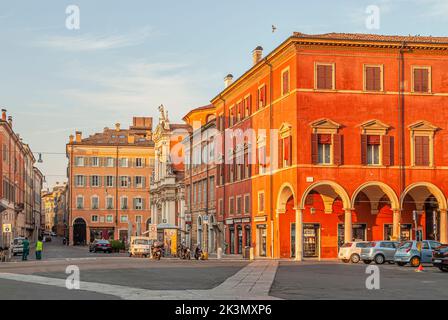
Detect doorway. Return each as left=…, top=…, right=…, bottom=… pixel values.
left=73, top=218, right=87, bottom=245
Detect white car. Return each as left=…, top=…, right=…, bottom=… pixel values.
left=338, top=241, right=370, bottom=263
left=11, top=237, right=26, bottom=256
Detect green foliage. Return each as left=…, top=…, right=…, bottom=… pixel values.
left=110, top=240, right=125, bottom=252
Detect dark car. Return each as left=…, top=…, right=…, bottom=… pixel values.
left=89, top=240, right=112, bottom=253
left=432, top=244, right=448, bottom=272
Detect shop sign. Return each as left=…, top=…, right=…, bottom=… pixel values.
left=2, top=224, right=12, bottom=233
left=241, top=218, right=251, bottom=223
left=256, top=224, right=267, bottom=229
left=148, top=224, right=158, bottom=240
left=233, top=218, right=242, bottom=224
left=225, top=219, right=234, bottom=225
left=254, top=216, right=267, bottom=222
left=185, top=214, right=192, bottom=223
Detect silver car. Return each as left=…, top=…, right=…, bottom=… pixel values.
left=394, top=240, right=442, bottom=267
left=360, top=241, right=399, bottom=265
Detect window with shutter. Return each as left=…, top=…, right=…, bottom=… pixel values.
left=366, top=135, right=380, bottom=165
left=278, top=138, right=283, bottom=169
left=258, top=85, right=266, bottom=109
left=333, top=134, right=342, bottom=166
left=413, top=67, right=430, bottom=93
left=382, top=135, right=392, bottom=167
left=414, top=136, right=430, bottom=166
left=317, top=134, right=332, bottom=164
left=316, top=64, right=334, bottom=90
left=282, top=69, right=290, bottom=95
left=311, top=133, right=318, bottom=165
left=361, top=134, right=368, bottom=165
left=365, top=66, right=382, bottom=91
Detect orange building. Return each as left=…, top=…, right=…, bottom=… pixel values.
left=67, top=117, right=155, bottom=245
left=212, top=32, right=448, bottom=259
left=0, top=109, right=43, bottom=245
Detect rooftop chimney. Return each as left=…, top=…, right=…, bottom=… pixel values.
left=7, top=116, right=12, bottom=127
left=75, top=131, right=82, bottom=143
left=224, top=74, right=234, bottom=88
left=1, top=109, right=6, bottom=121
left=115, top=123, right=121, bottom=132
left=69, top=134, right=74, bottom=144
left=252, top=46, right=263, bottom=65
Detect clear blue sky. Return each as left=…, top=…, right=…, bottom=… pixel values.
left=0, top=0, right=446, bottom=188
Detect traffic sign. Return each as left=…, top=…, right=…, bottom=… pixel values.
left=2, top=224, right=12, bottom=233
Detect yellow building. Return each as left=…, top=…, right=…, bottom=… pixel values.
left=42, top=191, right=55, bottom=233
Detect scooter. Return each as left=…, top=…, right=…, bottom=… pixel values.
left=194, top=247, right=203, bottom=260
left=152, top=247, right=162, bottom=260
left=180, top=246, right=191, bottom=260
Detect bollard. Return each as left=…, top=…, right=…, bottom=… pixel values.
left=217, top=247, right=223, bottom=260
left=249, top=247, right=255, bottom=261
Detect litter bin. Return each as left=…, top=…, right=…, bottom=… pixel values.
left=243, top=246, right=251, bottom=260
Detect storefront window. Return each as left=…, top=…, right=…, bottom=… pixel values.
left=257, top=226, right=267, bottom=257
left=245, top=226, right=251, bottom=247
left=303, top=224, right=319, bottom=258
left=229, top=228, right=235, bottom=254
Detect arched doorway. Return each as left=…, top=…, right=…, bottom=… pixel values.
left=300, top=181, right=351, bottom=258
left=73, top=218, right=87, bottom=246
left=351, top=182, right=400, bottom=242
left=401, top=183, right=447, bottom=241
left=277, top=184, right=295, bottom=259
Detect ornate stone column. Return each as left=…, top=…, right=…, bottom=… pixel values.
left=440, top=209, right=448, bottom=244
left=393, top=209, right=401, bottom=240
left=344, top=209, right=353, bottom=243
left=295, top=208, right=303, bottom=261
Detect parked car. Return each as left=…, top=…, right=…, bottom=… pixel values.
left=394, top=240, right=442, bottom=267
left=89, top=240, right=112, bottom=253
left=432, top=244, right=448, bottom=272
left=50, top=232, right=57, bottom=237
left=129, top=236, right=152, bottom=258
left=11, top=237, right=26, bottom=256
left=360, top=241, right=399, bottom=264
left=338, top=241, right=370, bottom=263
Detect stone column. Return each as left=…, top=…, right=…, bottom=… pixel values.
left=440, top=209, right=448, bottom=244
left=344, top=209, right=353, bottom=243
left=295, top=208, right=303, bottom=261
left=393, top=209, right=401, bottom=240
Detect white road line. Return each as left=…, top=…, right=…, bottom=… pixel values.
left=0, top=261, right=281, bottom=300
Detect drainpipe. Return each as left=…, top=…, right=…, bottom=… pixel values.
left=398, top=42, right=407, bottom=226
left=265, top=58, right=275, bottom=258
left=218, top=95, right=226, bottom=255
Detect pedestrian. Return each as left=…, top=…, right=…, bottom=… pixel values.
left=22, top=238, right=30, bottom=261
left=35, top=237, right=43, bottom=260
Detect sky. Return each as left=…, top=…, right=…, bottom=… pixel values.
left=0, top=0, right=447, bottom=188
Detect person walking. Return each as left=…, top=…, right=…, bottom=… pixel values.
left=22, top=238, right=30, bottom=261
left=35, top=237, right=43, bottom=260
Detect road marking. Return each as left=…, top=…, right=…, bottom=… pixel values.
left=0, top=260, right=280, bottom=300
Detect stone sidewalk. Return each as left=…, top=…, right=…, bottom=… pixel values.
left=0, top=260, right=280, bottom=300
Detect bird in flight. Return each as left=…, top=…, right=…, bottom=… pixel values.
left=272, top=25, right=277, bottom=33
